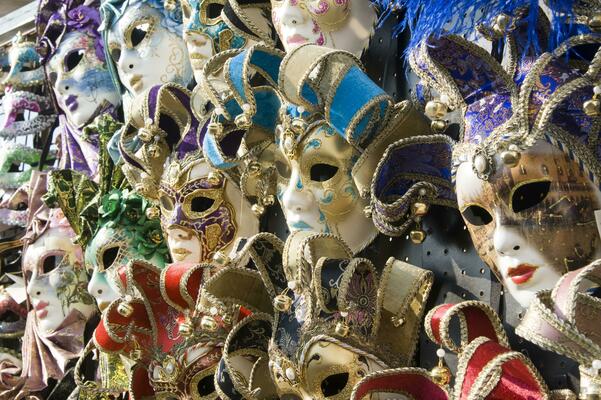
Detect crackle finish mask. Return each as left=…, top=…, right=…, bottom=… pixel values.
left=180, top=0, right=246, bottom=83
left=409, top=29, right=601, bottom=308
left=159, top=154, right=258, bottom=263
left=47, top=29, right=120, bottom=128
left=104, top=0, right=193, bottom=97
left=85, top=190, right=169, bottom=312
left=275, top=121, right=374, bottom=253
left=456, top=140, right=601, bottom=308
left=270, top=0, right=376, bottom=56
left=2, top=34, right=44, bottom=88
left=24, top=208, right=95, bottom=333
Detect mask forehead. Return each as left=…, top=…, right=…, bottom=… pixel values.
left=110, top=2, right=158, bottom=43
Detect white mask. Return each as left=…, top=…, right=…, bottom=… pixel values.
left=106, top=2, right=193, bottom=97
left=270, top=0, right=376, bottom=56
left=47, top=31, right=120, bottom=128
left=24, top=209, right=95, bottom=333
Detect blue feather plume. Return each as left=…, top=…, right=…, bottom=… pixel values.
left=371, top=0, right=589, bottom=56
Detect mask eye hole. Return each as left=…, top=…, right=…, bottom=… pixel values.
left=110, top=46, right=121, bottom=63
left=181, top=1, right=192, bottom=19
left=511, top=180, right=551, bottom=213
left=310, top=163, right=338, bottom=182
left=160, top=194, right=174, bottom=212
left=64, top=49, right=84, bottom=72
left=130, top=22, right=150, bottom=47
left=321, top=372, right=349, bottom=397
left=195, top=374, right=215, bottom=396
left=0, top=310, right=20, bottom=323
left=101, top=245, right=120, bottom=271
left=275, top=159, right=291, bottom=179
left=41, top=254, right=64, bottom=274
left=461, top=205, right=493, bottom=226
left=16, top=202, right=27, bottom=211
left=190, top=196, right=215, bottom=213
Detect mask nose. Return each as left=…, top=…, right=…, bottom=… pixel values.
left=282, top=170, right=315, bottom=215
left=493, top=213, right=524, bottom=256
left=118, top=49, right=138, bottom=75
left=88, top=269, right=108, bottom=299
left=26, top=276, right=43, bottom=299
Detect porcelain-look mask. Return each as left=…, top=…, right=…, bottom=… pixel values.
left=24, top=209, right=95, bottom=333
left=107, top=2, right=192, bottom=96
left=159, top=154, right=258, bottom=263
left=47, top=30, right=120, bottom=128
left=271, top=339, right=384, bottom=400
left=85, top=190, right=169, bottom=311
left=456, top=139, right=601, bottom=307
left=270, top=0, right=376, bottom=56
left=275, top=121, right=375, bottom=253
left=180, top=0, right=247, bottom=83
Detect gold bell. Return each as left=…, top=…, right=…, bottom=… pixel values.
left=263, top=195, right=275, bottom=206
left=179, top=321, right=194, bottom=337
left=137, top=127, right=154, bottom=143
left=335, top=320, right=350, bottom=337
left=251, top=203, right=265, bottom=216
left=500, top=150, right=520, bottom=167
left=147, top=143, right=161, bottom=158
left=207, top=171, right=222, bottom=185
left=274, top=294, right=292, bottom=312
left=248, top=162, right=262, bottom=176
left=493, top=13, right=510, bottom=33
left=430, top=119, right=447, bottom=134
left=363, top=206, right=372, bottom=218
left=145, top=206, right=160, bottom=220
left=584, top=98, right=601, bottom=117
left=424, top=101, right=448, bottom=119
left=410, top=229, right=426, bottom=244
left=411, top=202, right=428, bottom=217
left=391, top=315, right=405, bottom=327
left=212, top=251, right=230, bottom=266
left=200, top=315, right=218, bottom=331
left=234, top=113, right=252, bottom=129
left=117, top=301, right=134, bottom=317
left=589, top=14, right=601, bottom=31
left=430, top=349, right=451, bottom=386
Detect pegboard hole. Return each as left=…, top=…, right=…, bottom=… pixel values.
left=426, top=251, right=431, bottom=256
left=443, top=249, right=449, bottom=255
left=461, top=293, right=466, bottom=298
left=404, top=257, right=409, bottom=262
left=378, top=37, right=383, bottom=43
left=443, top=271, right=448, bottom=276
left=479, top=290, right=484, bottom=297
left=461, top=270, right=466, bottom=275
left=462, top=248, right=467, bottom=253
left=518, top=312, right=523, bottom=320
left=463, top=225, right=467, bottom=230
left=480, top=268, right=485, bottom=274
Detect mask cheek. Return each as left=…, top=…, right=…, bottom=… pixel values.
left=316, top=180, right=358, bottom=220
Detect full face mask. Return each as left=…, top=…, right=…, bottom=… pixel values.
left=410, top=24, right=601, bottom=307
left=275, top=119, right=369, bottom=251
left=85, top=189, right=169, bottom=311
left=24, top=207, right=95, bottom=333
left=203, top=232, right=433, bottom=399
left=120, top=83, right=259, bottom=264
left=270, top=0, right=376, bottom=56
left=37, top=0, right=121, bottom=129
left=180, top=0, right=246, bottom=83
left=101, top=0, right=193, bottom=98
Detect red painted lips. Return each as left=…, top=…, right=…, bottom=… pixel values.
left=507, top=264, right=538, bottom=285
left=34, top=300, right=49, bottom=319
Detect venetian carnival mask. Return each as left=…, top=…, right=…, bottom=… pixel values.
left=2, top=33, right=44, bottom=88
left=275, top=118, right=373, bottom=253
left=105, top=1, right=193, bottom=97
left=409, top=25, right=601, bottom=307
left=46, top=30, right=120, bottom=128
left=456, top=140, right=601, bottom=307
left=180, top=0, right=247, bottom=83
left=159, top=154, right=259, bottom=263
left=86, top=189, right=169, bottom=311
left=270, top=0, right=376, bottom=56
left=24, top=208, right=95, bottom=333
